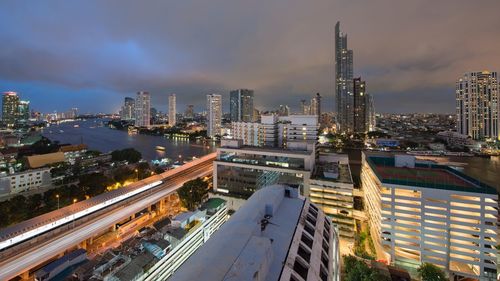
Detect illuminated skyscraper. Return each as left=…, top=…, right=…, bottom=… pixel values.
left=120, top=97, right=135, bottom=120
left=135, top=91, right=150, bottom=127
left=456, top=71, right=499, bottom=140
left=169, top=94, right=176, bottom=126
left=310, top=93, right=321, bottom=122
left=18, top=100, right=30, bottom=123
left=335, top=21, right=354, bottom=133
left=207, top=94, right=222, bottom=137
left=2, top=92, right=20, bottom=127
left=230, top=89, right=254, bottom=122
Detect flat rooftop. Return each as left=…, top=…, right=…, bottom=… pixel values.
left=168, top=185, right=304, bottom=281
left=366, top=155, right=497, bottom=194
left=219, top=145, right=313, bottom=156
left=312, top=162, right=352, bottom=184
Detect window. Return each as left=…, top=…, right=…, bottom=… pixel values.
left=293, top=259, right=309, bottom=280
left=321, top=251, right=329, bottom=269
left=297, top=244, right=311, bottom=263
left=306, top=214, right=317, bottom=226
left=304, top=223, right=315, bottom=237
left=320, top=265, right=328, bottom=281
left=301, top=233, right=313, bottom=249
left=322, top=240, right=329, bottom=254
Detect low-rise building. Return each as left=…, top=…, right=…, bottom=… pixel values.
left=26, top=152, right=65, bottom=168
left=169, top=185, right=340, bottom=281
left=59, top=144, right=88, bottom=164
left=0, top=167, right=52, bottom=195
left=362, top=152, right=498, bottom=280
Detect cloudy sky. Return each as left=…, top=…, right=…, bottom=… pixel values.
left=0, top=0, right=499, bottom=114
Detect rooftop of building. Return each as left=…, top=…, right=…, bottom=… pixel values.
left=311, top=162, right=353, bottom=184
left=168, top=185, right=305, bottom=281
left=59, top=143, right=88, bottom=152
left=365, top=154, right=497, bottom=194
left=219, top=144, right=313, bottom=155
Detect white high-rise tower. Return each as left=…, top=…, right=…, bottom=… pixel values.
left=135, top=91, right=150, bottom=127
left=169, top=94, right=176, bottom=126
left=207, top=94, right=222, bottom=137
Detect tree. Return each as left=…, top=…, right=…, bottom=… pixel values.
left=111, top=148, right=142, bottom=163
left=417, top=263, right=447, bottom=281
left=343, top=255, right=390, bottom=281
left=177, top=178, right=208, bottom=211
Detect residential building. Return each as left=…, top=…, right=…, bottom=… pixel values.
left=362, top=153, right=498, bottom=280
left=59, top=144, right=88, bottom=164
left=120, top=97, right=135, bottom=120
left=2, top=92, right=20, bottom=127
left=232, top=121, right=260, bottom=146
left=311, top=93, right=322, bottom=123
left=436, top=131, right=475, bottom=149
left=301, top=99, right=311, bottom=115
left=456, top=71, right=499, bottom=140
left=135, top=91, right=151, bottom=127
left=309, top=152, right=355, bottom=238
left=214, top=139, right=315, bottom=198
left=353, top=77, right=368, bottom=133
left=278, top=115, right=319, bottom=147
left=278, top=104, right=290, bottom=116
left=367, top=94, right=376, bottom=132
left=335, top=21, right=354, bottom=133
left=169, top=185, right=340, bottom=281
left=184, top=104, right=194, bottom=119
left=230, top=89, right=254, bottom=122
left=169, top=94, right=176, bottom=126
left=207, top=94, right=222, bottom=138
left=0, top=167, right=52, bottom=195
left=17, top=100, right=30, bottom=123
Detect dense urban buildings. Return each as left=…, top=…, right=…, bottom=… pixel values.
left=335, top=21, right=354, bottom=133
left=170, top=185, right=340, bottom=281
left=456, top=71, right=499, bottom=140
left=120, top=97, right=135, bottom=120
left=135, top=91, right=151, bottom=127
left=206, top=94, right=222, bottom=138
left=229, top=89, right=254, bottom=122
left=169, top=94, right=177, bottom=126
left=362, top=153, right=498, bottom=280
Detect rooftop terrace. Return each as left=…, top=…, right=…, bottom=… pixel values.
left=366, top=155, right=497, bottom=194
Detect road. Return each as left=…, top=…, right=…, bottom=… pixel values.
left=0, top=159, right=213, bottom=281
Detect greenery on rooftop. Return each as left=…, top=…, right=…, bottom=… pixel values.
left=343, top=255, right=390, bottom=281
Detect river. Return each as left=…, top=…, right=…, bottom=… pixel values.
left=41, top=119, right=216, bottom=162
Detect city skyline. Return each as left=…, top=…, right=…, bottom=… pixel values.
left=1, top=1, right=499, bottom=114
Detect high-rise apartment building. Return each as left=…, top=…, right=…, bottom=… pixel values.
left=135, top=91, right=151, bottom=127
left=229, top=89, right=254, bottom=122
left=169, top=185, right=340, bottom=281
left=207, top=94, right=222, bottom=138
left=18, top=100, right=30, bottom=123
left=168, top=94, right=176, bottom=126
left=335, top=21, right=354, bottom=133
left=353, top=78, right=368, bottom=133
left=2, top=92, right=20, bottom=127
left=310, top=93, right=322, bottom=122
left=278, top=104, right=290, bottom=116
left=367, top=94, right=376, bottom=132
left=456, top=71, right=499, bottom=140
left=120, top=97, right=135, bottom=120
left=362, top=153, right=498, bottom=280
left=184, top=104, right=194, bottom=119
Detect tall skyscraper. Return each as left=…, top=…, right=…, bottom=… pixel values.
left=207, top=94, right=222, bottom=137
left=353, top=78, right=367, bottom=133
left=2, top=92, right=20, bottom=127
left=169, top=94, right=176, bottom=126
left=310, top=93, right=321, bottom=122
left=367, top=94, right=376, bottom=132
left=120, top=97, right=135, bottom=120
left=229, top=89, right=254, bottom=122
left=135, top=91, right=150, bottom=127
left=18, top=100, right=30, bottom=123
left=335, top=21, right=354, bottom=133
left=456, top=71, right=499, bottom=140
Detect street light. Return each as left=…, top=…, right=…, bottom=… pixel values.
left=135, top=169, right=139, bottom=180
left=72, top=198, right=77, bottom=228
left=56, top=194, right=60, bottom=210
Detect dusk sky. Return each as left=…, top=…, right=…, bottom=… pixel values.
left=1, top=0, right=499, bottom=114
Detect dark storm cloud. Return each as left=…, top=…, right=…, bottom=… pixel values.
left=0, top=0, right=499, bottom=113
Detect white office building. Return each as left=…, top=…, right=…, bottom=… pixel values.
left=456, top=71, right=499, bottom=140
left=362, top=153, right=498, bottom=280
left=207, top=94, right=222, bottom=138
left=135, top=91, right=151, bottom=127
left=214, top=139, right=315, bottom=198
left=169, top=185, right=340, bottom=281
left=0, top=168, right=52, bottom=195
left=169, top=94, right=176, bottom=127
